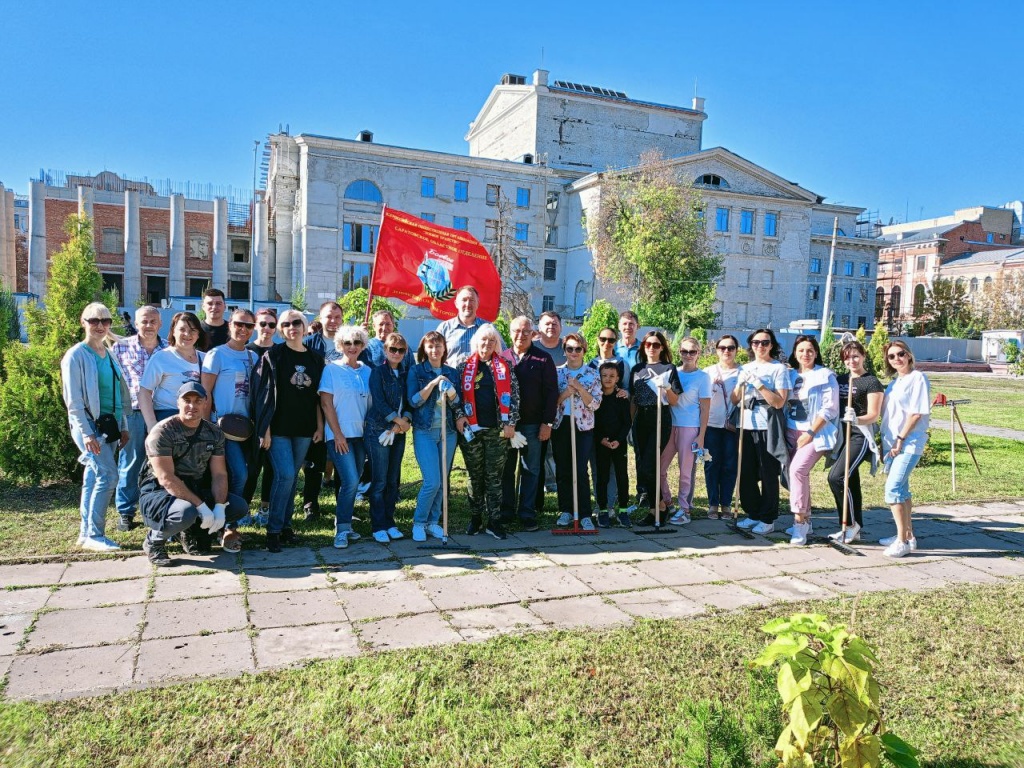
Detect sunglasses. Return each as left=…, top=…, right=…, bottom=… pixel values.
left=644, top=341, right=662, bottom=348
left=751, top=339, right=772, bottom=347
left=717, top=345, right=737, bottom=351
left=343, top=340, right=365, bottom=347
left=279, top=319, right=304, bottom=329
left=564, top=345, right=583, bottom=353
left=598, top=337, right=617, bottom=343
left=233, top=321, right=255, bottom=329
left=887, top=350, right=908, bottom=360
left=258, top=321, right=277, bottom=328
left=680, top=349, right=699, bottom=356
left=85, top=317, right=112, bottom=326
left=387, top=346, right=407, bottom=354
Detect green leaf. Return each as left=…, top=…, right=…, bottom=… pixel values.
left=777, top=661, right=813, bottom=705
left=754, top=634, right=809, bottom=665
left=825, top=690, right=870, bottom=738
left=789, top=693, right=823, bottom=749
left=822, top=655, right=871, bottom=700
left=880, top=733, right=921, bottom=768
left=845, top=637, right=880, bottom=666
left=840, top=733, right=880, bottom=768
left=761, top=617, right=794, bottom=635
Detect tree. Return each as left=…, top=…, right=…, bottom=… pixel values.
left=867, top=324, right=889, bottom=378
left=0, top=286, right=20, bottom=377
left=972, top=272, right=1024, bottom=330
left=920, top=278, right=976, bottom=337
left=819, top=319, right=847, bottom=376
left=587, top=149, right=723, bottom=330
left=490, top=194, right=538, bottom=319
left=578, top=299, right=619, bottom=361
left=337, top=287, right=405, bottom=327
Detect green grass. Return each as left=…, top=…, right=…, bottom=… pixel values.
left=1, top=583, right=1022, bottom=766
left=926, top=373, right=1024, bottom=430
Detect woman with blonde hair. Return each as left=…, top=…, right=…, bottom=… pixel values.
left=139, top=311, right=207, bottom=429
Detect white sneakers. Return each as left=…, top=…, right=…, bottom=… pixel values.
left=412, top=525, right=427, bottom=542
left=386, top=527, right=404, bottom=540
left=829, top=524, right=861, bottom=544
left=789, top=522, right=811, bottom=546
left=751, top=522, right=774, bottom=535
left=879, top=534, right=917, bottom=551
left=372, top=530, right=391, bottom=544
left=736, top=517, right=758, bottom=530
left=80, top=537, right=120, bottom=552
left=580, top=517, right=596, bottom=531
left=883, top=539, right=913, bottom=558
left=669, top=510, right=692, bottom=525
left=426, top=524, right=445, bottom=539
left=556, top=512, right=573, bottom=527
left=333, top=531, right=350, bottom=549
left=785, top=522, right=812, bottom=538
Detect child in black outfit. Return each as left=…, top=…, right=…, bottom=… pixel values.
left=594, top=361, right=633, bottom=527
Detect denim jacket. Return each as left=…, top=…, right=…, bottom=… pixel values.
left=60, top=342, right=132, bottom=438
left=366, top=364, right=412, bottom=434
left=407, top=360, right=462, bottom=432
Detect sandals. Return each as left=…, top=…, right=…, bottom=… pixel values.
left=707, top=506, right=721, bottom=520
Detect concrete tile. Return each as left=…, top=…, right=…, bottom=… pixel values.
left=136, top=631, right=254, bottom=685
left=29, top=604, right=143, bottom=650
left=675, top=583, right=770, bottom=611
left=564, top=563, right=662, bottom=593
left=337, top=580, right=435, bottom=622
left=330, top=561, right=407, bottom=588
left=402, top=556, right=487, bottom=579
left=801, top=569, right=891, bottom=595
left=359, top=612, right=462, bottom=651
left=592, top=538, right=679, bottom=562
left=528, top=595, right=632, bottom=629
left=448, top=604, right=546, bottom=642
left=150, top=571, right=243, bottom=602
left=254, top=622, right=359, bottom=668
left=60, top=557, right=152, bottom=584
left=496, top=568, right=593, bottom=601
left=0, top=654, right=11, bottom=680
left=248, top=589, right=349, bottom=629
left=868, top=564, right=947, bottom=592
left=807, top=544, right=893, bottom=570
left=245, top=567, right=335, bottom=593
left=0, top=587, right=51, bottom=616
left=48, top=579, right=148, bottom=610
left=143, top=595, right=248, bottom=639
left=700, top=533, right=778, bottom=553
left=0, top=563, right=66, bottom=589
left=906, top=560, right=1004, bottom=586
left=317, top=544, right=397, bottom=566
left=701, top=552, right=784, bottom=581
left=5, top=644, right=135, bottom=701
left=958, top=555, right=1024, bottom=578
left=241, top=547, right=320, bottom=571
left=741, top=576, right=834, bottom=602
left=419, top=572, right=520, bottom=611
left=544, top=544, right=614, bottom=566
left=478, top=551, right=555, bottom=571
left=633, top=558, right=720, bottom=586
left=0, top=614, right=32, bottom=655
left=606, top=587, right=703, bottom=619
left=752, top=547, right=837, bottom=574
left=164, top=551, right=240, bottom=571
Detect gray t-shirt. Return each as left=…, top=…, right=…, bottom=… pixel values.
left=145, top=417, right=224, bottom=479
left=202, top=345, right=257, bottom=419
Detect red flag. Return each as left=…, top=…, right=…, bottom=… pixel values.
left=370, top=207, right=502, bottom=321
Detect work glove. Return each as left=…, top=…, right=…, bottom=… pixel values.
left=211, top=503, right=227, bottom=533
left=438, top=378, right=453, bottom=394
left=196, top=503, right=215, bottom=531
left=842, top=406, right=858, bottom=424
left=738, top=370, right=756, bottom=388
left=510, top=431, right=528, bottom=449
left=378, top=430, right=395, bottom=447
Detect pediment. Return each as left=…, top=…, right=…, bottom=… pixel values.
left=465, top=86, right=534, bottom=141
left=664, top=148, right=820, bottom=203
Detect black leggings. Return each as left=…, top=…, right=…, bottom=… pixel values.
left=632, top=405, right=671, bottom=509
left=827, top=429, right=871, bottom=527
left=595, top=442, right=629, bottom=511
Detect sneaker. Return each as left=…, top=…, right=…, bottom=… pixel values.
left=372, top=530, right=391, bottom=544
left=736, top=517, right=758, bottom=530
left=266, top=533, right=282, bottom=553
left=256, top=511, right=269, bottom=527
left=520, top=518, right=540, bottom=533
left=556, top=512, right=573, bottom=527
left=785, top=525, right=795, bottom=537
left=879, top=535, right=917, bottom=550
left=236, top=515, right=254, bottom=527
left=636, top=512, right=657, bottom=527
left=426, top=524, right=446, bottom=539
left=789, top=522, right=810, bottom=546
left=333, top=530, right=350, bottom=549
left=596, top=511, right=612, bottom=528
left=412, top=525, right=427, bottom=542
left=179, top=529, right=202, bottom=555
left=485, top=520, right=507, bottom=540
left=830, top=523, right=861, bottom=544
left=466, top=516, right=483, bottom=535
left=116, top=516, right=137, bottom=532
left=345, top=530, right=361, bottom=542
left=220, top=529, right=242, bottom=554
left=281, top=527, right=296, bottom=545
left=883, top=539, right=913, bottom=558
left=386, top=527, right=404, bottom=540
left=751, top=522, right=775, bottom=535
left=303, top=502, right=320, bottom=522
left=580, top=517, right=596, bottom=532
left=617, top=510, right=633, bottom=528
left=143, top=538, right=171, bottom=567
left=669, top=510, right=691, bottom=525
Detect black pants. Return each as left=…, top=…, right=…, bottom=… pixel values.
left=739, top=429, right=781, bottom=523
left=552, top=421, right=593, bottom=517
left=302, top=441, right=327, bottom=507
left=633, top=405, right=671, bottom=509
left=595, top=441, right=629, bottom=511
left=827, top=429, right=870, bottom=527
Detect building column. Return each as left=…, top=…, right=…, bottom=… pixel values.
left=77, top=186, right=94, bottom=220
left=28, top=180, right=47, bottom=298
left=252, top=199, right=269, bottom=301
left=0, top=185, right=13, bottom=291
left=212, top=197, right=228, bottom=291
left=275, top=202, right=293, bottom=300
left=123, top=190, right=141, bottom=309
left=169, top=194, right=186, bottom=296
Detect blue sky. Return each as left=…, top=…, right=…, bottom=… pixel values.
left=3, top=1, right=1020, bottom=226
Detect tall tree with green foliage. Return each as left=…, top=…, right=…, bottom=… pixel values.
left=587, top=150, right=723, bottom=330
left=921, top=278, right=976, bottom=337
left=578, top=299, right=619, bottom=361
left=867, top=324, right=890, bottom=379
left=337, top=288, right=405, bottom=327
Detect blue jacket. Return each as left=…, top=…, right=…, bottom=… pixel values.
left=407, top=360, right=462, bottom=432
left=366, top=364, right=412, bottom=434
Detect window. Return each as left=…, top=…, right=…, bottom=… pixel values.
left=486, top=184, right=500, bottom=206
left=545, top=225, right=558, bottom=246
left=913, top=284, right=926, bottom=315
left=146, top=275, right=166, bottom=305
left=916, top=254, right=926, bottom=271
left=229, top=280, right=249, bottom=301
left=810, top=258, right=822, bottom=274
left=189, top=234, right=210, bottom=260
left=101, top=273, right=123, bottom=299
left=542, top=295, right=555, bottom=312
left=762, top=269, right=774, bottom=289
left=715, top=207, right=730, bottom=232
left=985, top=276, right=993, bottom=288
left=830, top=286, right=836, bottom=301
left=697, top=174, right=729, bottom=188
left=341, top=262, right=372, bottom=291
left=876, top=287, right=887, bottom=320
left=515, top=223, right=529, bottom=242
left=858, top=316, right=867, bottom=328
left=860, top=287, right=869, bottom=302
left=844, top=261, right=854, bottom=276
left=189, top=278, right=207, bottom=297
left=421, top=212, right=435, bottom=223
left=515, top=257, right=528, bottom=280
left=454, top=180, right=469, bottom=202
left=890, top=286, right=901, bottom=313
left=453, top=216, right=468, bottom=231
left=735, top=302, right=748, bottom=325
left=860, top=263, right=871, bottom=278
left=987, top=233, right=994, bottom=244
left=421, top=177, right=435, bottom=198
left=764, top=212, right=778, bottom=237
left=232, top=243, right=248, bottom=263
left=343, top=180, right=383, bottom=203
left=543, top=259, right=557, bottom=281
left=696, top=208, right=706, bottom=225
left=759, top=303, right=772, bottom=326
left=484, top=219, right=498, bottom=242
left=841, top=315, right=850, bottom=327
left=740, top=210, right=754, bottom=235
left=516, top=187, right=530, bottom=208
left=343, top=222, right=378, bottom=253
left=147, top=232, right=167, bottom=258
left=844, top=287, right=853, bottom=302
left=809, top=285, right=820, bottom=301
left=101, top=227, right=124, bottom=254
left=737, top=268, right=750, bottom=288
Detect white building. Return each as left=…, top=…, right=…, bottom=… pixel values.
left=266, top=69, right=880, bottom=328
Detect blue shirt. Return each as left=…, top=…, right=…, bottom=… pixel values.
left=614, top=339, right=640, bottom=372
left=437, top=317, right=495, bottom=369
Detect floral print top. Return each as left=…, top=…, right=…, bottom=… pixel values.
left=553, top=364, right=602, bottom=431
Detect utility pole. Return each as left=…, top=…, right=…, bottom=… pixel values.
left=820, top=217, right=839, bottom=332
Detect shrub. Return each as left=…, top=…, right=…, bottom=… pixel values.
left=578, top=299, right=619, bottom=361
left=866, top=326, right=890, bottom=381
left=337, top=288, right=405, bottom=327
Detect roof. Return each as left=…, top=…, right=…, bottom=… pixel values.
left=942, top=247, right=1024, bottom=268
left=879, top=223, right=956, bottom=244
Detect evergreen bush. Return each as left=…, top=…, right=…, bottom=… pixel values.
left=578, top=299, right=619, bottom=361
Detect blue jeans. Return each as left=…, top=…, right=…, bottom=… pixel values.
left=413, top=428, right=456, bottom=527
left=884, top=451, right=921, bottom=504
left=154, top=407, right=177, bottom=422
left=703, top=426, right=740, bottom=508
left=327, top=437, right=366, bottom=532
left=266, top=435, right=312, bottom=534
left=72, top=427, right=119, bottom=539
left=366, top=432, right=406, bottom=532
left=223, top=439, right=248, bottom=499
left=115, top=409, right=147, bottom=518
left=500, top=422, right=543, bottom=521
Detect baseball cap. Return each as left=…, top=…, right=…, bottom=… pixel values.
left=177, top=382, right=208, bottom=399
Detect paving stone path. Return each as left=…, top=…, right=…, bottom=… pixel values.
left=2, top=500, right=1023, bottom=701
left=959, top=422, right=1024, bottom=442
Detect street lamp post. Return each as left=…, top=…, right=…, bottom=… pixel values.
left=250, top=139, right=259, bottom=311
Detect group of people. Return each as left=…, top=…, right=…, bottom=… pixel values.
left=61, top=285, right=930, bottom=565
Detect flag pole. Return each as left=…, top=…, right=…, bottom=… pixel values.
left=363, top=204, right=387, bottom=328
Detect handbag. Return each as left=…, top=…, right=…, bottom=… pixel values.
left=218, top=413, right=254, bottom=442
left=92, top=355, right=121, bottom=444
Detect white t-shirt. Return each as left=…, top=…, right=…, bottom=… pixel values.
left=318, top=360, right=371, bottom=439
left=786, top=366, right=839, bottom=432
left=882, top=370, right=931, bottom=455
left=738, top=360, right=789, bottom=431
left=704, top=363, right=740, bottom=429
left=140, top=347, right=205, bottom=410
left=670, top=368, right=712, bottom=428
left=203, top=345, right=257, bottom=419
